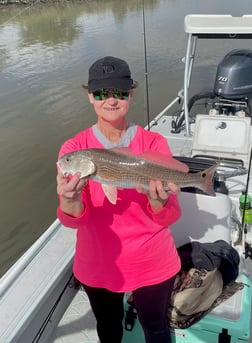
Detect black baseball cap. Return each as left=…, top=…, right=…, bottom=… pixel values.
left=88, top=56, right=133, bottom=92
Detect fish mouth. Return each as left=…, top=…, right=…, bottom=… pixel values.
left=56, top=161, right=69, bottom=177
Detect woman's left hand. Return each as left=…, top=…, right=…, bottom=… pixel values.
left=136, top=180, right=180, bottom=211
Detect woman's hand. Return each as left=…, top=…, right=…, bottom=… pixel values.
left=57, top=170, right=87, bottom=199
left=136, top=180, right=180, bottom=212
left=57, top=170, right=88, bottom=216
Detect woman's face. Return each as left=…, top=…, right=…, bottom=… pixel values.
left=88, top=88, right=133, bottom=124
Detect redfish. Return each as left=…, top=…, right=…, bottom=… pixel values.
left=57, top=148, right=218, bottom=204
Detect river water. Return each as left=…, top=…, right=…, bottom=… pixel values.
left=0, top=0, right=251, bottom=276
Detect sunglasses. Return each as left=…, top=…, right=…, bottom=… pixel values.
left=92, top=88, right=130, bottom=101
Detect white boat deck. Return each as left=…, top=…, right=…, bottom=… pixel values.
left=51, top=289, right=99, bottom=343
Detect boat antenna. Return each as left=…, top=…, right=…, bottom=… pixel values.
left=142, top=0, right=151, bottom=130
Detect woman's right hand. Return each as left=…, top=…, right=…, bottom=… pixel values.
left=57, top=171, right=87, bottom=199
left=56, top=170, right=88, bottom=216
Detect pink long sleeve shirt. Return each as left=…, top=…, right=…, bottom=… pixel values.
left=57, top=124, right=181, bottom=292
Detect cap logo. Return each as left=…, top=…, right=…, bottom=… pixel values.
left=103, top=65, right=114, bottom=74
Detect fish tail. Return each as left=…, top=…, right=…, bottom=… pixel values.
left=198, top=163, right=219, bottom=196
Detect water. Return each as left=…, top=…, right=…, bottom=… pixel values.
left=0, top=0, right=251, bottom=276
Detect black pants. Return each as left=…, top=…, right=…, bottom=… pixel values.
left=82, top=277, right=175, bottom=343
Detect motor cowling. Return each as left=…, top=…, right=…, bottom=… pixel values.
left=214, top=49, right=252, bottom=100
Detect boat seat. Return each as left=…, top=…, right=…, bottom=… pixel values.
left=170, top=191, right=232, bottom=248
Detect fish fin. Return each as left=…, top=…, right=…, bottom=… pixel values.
left=110, top=147, right=189, bottom=173
left=138, top=151, right=189, bottom=173
left=198, top=163, right=219, bottom=196
left=110, top=147, right=133, bottom=155
left=101, top=184, right=118, bottom=204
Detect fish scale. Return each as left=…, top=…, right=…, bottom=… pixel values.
left=93, top=158, right=210, bottom=190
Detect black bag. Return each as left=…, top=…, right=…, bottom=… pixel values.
left=177, top=240, right=240, bottom=285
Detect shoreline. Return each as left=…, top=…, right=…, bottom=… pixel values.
left=0, top=0, right=80, bottom=4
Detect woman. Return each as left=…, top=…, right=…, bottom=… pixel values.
left=56, top=56, right=181, bottom=343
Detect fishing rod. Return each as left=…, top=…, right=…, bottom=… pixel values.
left=239, top=147, right=252, bottom=260
left=142, top=0, right=151, bottom=130
left=241, top=147, right=252, bottom=229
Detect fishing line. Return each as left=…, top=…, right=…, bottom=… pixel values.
left=0, top=0, right=40, bottom=27
left=142, top=0, right=151, bottom=130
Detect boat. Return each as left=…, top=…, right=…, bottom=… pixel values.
left=1, top=14, right=252, bottom=343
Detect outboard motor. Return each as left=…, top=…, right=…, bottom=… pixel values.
left=212, top=49, right=252, bottom=116
left=214, top=49, right=252, bottom=99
